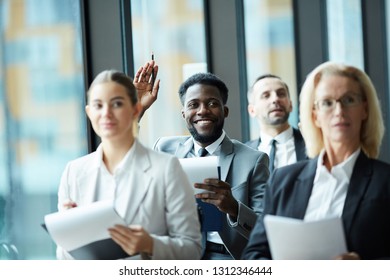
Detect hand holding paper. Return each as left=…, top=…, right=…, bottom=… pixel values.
left=43, top=200, right=128, bottom=259
left=179, top=156, right=220, bottom=194
left=179, top=156, right=223, bottom=231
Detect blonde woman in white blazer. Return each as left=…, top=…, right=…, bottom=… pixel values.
left=57, top=68, right=202, bottom=260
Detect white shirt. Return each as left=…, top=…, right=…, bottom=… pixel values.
left=304, top=148, right=361, bottom=221
left=258, top=126, right=297, bottom=169
left=95, top=143, right=136, bottom=201
left=193, top=130, right=225, bottom=158
left=192, top=131, right=225, bottom=245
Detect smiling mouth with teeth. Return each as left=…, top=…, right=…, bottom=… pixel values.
left=196, top=120, right=213, bottom=124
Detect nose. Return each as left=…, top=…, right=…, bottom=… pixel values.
left=102, top=104, right=112, bottom=117
left=196, top=103, right=209, bottom=114
left=333, top=101, right=344, bottom=114
left=270, top=91, right=280, bottom=103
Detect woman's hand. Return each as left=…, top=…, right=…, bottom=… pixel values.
left=62, top=199, right=77, bottom=209
left=133, top=60, right=160, bottom=120
left=108, top=225, right=153, bottom=256
left=334, top=252, right=360, bottom=260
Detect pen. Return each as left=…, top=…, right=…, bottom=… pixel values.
left=151, top=52, right=155, bottom=86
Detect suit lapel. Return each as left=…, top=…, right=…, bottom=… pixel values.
left=288, top=159, right=317, bottom=218
left=342, top=152, right=372, bottom=236
left=175, top=137, right=193, bottom=158
left=219, top=136, right=234, bottom=181
left=77, top=148, right=101, bottom=204
left=293, top=128, right=307, bottom=161
left=78, top=169, right=99, bottom=204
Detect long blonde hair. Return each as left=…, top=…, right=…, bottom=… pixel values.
left=299, top=61, right=384, bottom=158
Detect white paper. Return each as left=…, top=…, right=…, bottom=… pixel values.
left=264, top=215, right=347, bottom=260
left=44, top=200, right=126, bottom=251
left=179, top=156, right=219, bottom=194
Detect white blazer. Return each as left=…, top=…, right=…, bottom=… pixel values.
left=57, top=140, right=202, bottom=260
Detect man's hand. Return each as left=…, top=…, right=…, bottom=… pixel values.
left=195, top=179, right=239, bottom=218
left=133, top=60, right=160, bottom=121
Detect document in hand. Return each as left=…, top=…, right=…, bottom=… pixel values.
left=178, top=156, right=220, bottom=194
left=179, top=156, right=222, bottom=232
left=43, top=200, right=128, bottom=259
left=264, top=215, right=347, bottom=260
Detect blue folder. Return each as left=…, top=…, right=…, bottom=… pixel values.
left=196, top=198, right=223, bottom=232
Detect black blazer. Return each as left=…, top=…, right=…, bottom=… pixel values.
left=245, top=128, right=307, bottom=161
left=242, top=151, right=390, bottom=260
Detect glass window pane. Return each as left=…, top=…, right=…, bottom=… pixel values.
left=327, top=0, right=364, bottom=69
left=243, top=0, right=297, bottom=140
left=0, top=0, right=87, bottom=259
left=131, top=0, right=207, bottom=147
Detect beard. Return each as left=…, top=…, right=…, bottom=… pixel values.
left=187, top=120, right=224, bottom=144
left=267, top=110, right=290, bottom=126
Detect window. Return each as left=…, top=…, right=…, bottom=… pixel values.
left=131, top=0, right=207, bottom=147
left=327, top=0, right=364, bottom=69
left=243, top=0, right=297, bottom=140
left=0, top=0, right=87, bottom=259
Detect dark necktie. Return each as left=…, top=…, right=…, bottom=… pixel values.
left=198, top=147, right=209, bottom=157
left=269, top=139, right=276, bottom=173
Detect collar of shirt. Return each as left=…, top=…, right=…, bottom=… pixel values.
left=259, top=126, right=293, bottom=148
left=314, top=147, right=361, bottom=183
left=193, top=130, right=225, bottom=156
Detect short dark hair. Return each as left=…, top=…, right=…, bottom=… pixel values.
left=178, top=72, right=229, bottom=105
left=251, top=74, right=290, bottom=96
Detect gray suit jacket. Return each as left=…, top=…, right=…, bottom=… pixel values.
left=153, top=135, right=269, bottom=259
left=245, top=127, right=307, bottom=161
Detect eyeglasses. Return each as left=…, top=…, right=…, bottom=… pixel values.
left=314, top=94, right=365, bottom=112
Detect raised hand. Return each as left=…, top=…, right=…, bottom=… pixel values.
left=133, top=60, right=160, bottom=120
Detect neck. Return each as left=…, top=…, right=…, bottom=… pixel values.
left=102, top=137, right=135, bottom=174
left=261, top=123, right=290, bottom=138
left=323, top=142, right=360, bottom=171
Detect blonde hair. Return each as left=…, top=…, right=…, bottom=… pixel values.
left=299, top=61, right=384, bottom=158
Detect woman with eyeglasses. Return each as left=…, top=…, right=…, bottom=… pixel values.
left=242, top=61, right=390, bottom=260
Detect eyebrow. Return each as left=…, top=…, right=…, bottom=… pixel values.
left=91, top=96, right=126, bottom=103
left=320, top=91, right=360, bottom=99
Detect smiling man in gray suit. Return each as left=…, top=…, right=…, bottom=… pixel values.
left=138, top=70, right=269, bottom=260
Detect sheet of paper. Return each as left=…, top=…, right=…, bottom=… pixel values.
left=44, top=200, right=126, bottom=251
left=264, top=215, right=347, bottom=260
left=179, top=156, right=219, bottom=194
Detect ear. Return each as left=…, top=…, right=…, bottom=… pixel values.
left=248, top=104, right=257, bottom=118
left=181, top=108, right=185, bottom=119
left=224, top=106, right=229, bottom=118
left=313, top=109, right=321, bottom=127
left=361, top=101, right=368, bottom=121
left=133, top=102, right=142, bottom=119
left=85, top=105, right=90, bottom=119
left=288, top=99, right=293, bottom=113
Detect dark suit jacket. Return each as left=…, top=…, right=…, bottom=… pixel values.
left=242, top=151, right=390, bottom=260
left=245, top=127, right=307, bottom=161
left=153, top=135, right=269, bottom=259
